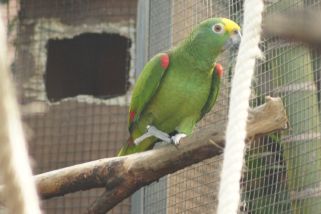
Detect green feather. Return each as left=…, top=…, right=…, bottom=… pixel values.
left=128, top=53, right=169, bottom=131
left=118, top=17, right=240, bottom=156
left=199, top=65, right=221, bottom=119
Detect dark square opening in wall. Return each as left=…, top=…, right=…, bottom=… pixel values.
left=45, top=33, right=131, bottom=102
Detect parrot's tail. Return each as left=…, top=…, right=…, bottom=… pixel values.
left=117, top=135, right=157, bottom=156
left=117, top=137, right=135, bottom=156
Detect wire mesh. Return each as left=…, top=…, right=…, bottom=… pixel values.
left=3, top=0, right=321, bottom=213
left=141, top=1, right=172, bottom=213
left=8, top=0, right=136, bottom=213
left=142, top=0, right=232, bottom=213
left=141, top=0, right=321, bottom=214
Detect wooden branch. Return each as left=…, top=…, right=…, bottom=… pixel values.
left=0, top=97, right=288, bottom=213
left=263, top=9, right=321, bottom=46
left=88, top=97, right=287, bottom=213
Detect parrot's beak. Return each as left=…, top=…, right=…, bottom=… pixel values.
left=223, top=30, right=242, bottom=51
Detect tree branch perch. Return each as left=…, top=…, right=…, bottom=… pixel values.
left=0, top=96, right=288, bottom=213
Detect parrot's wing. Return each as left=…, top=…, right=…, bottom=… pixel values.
left=128, top=53, right=170, bottom=131
left=199, top=63, right=222, bottom=119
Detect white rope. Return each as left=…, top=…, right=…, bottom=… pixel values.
left=217, top=0, right=264, bottom=213
left=0, top=10, right=41, bottom=214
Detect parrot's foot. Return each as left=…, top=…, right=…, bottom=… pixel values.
left=171, top=133, right=187, bottom=145
left=134, top=125, right=186, bottom=147
left=147, top=125, right=172, bottom=143
left=134, top=125, right=171, bottom=145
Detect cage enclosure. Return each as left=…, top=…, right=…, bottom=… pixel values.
left=1, top=0, right=321, bottom=213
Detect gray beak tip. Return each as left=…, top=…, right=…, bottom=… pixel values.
left=223, top=31, right=242, bottom=51
left=232, top=30, right=242, bottom=46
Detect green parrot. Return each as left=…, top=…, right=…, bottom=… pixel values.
left=118, top=17, right=241, bottom=156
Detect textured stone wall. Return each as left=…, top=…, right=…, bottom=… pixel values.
left=13, top=0, right=137, bottom=213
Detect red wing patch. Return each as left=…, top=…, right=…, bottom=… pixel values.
left=160, top=53, right=170, bottom=69
left=215, top=63, right=223, bottom=78
left=129, top=111, right=136, bottom=122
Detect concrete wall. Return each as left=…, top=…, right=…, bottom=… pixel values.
left=13, top=0, right=137, bottom=213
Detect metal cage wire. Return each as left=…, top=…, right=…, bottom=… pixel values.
left=140, top=0, right=321, bottom=214
left=3, top=0, right=321, bottom=213
left=8, top=0, right=136, bottom=213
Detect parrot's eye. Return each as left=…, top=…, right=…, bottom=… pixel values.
left=212, top=23, right=225, bottom=34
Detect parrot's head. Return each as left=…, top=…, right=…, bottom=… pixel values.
left=188, top=17, right=241, bottom=58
